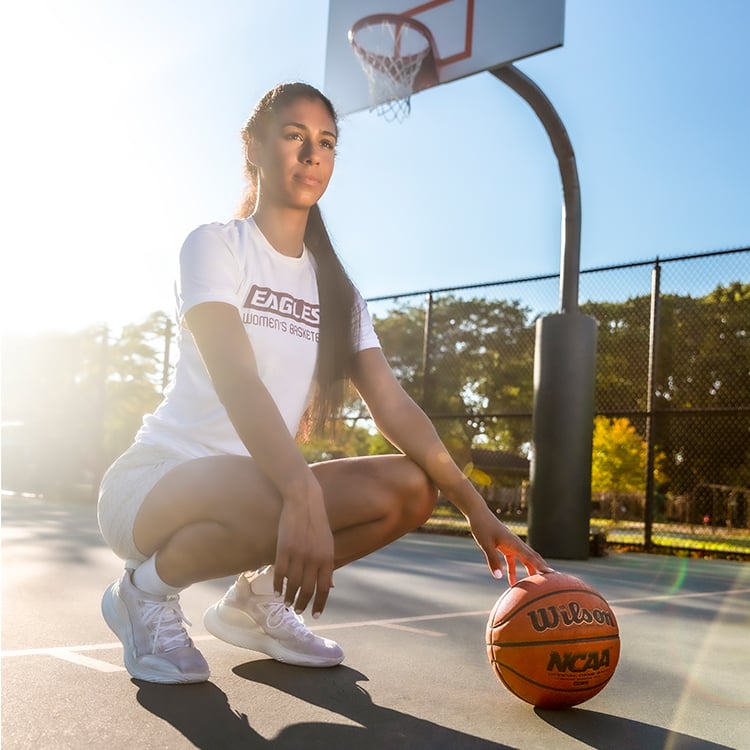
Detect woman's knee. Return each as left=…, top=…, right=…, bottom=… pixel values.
left=399, top=460, right=438, bottom=527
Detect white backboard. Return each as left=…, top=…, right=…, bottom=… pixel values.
left=325, top=0, right=565, bottom=116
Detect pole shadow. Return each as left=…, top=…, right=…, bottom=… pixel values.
left=534, top=706, right=735, bottom=750
left=135, top=662, right=514, bottom=749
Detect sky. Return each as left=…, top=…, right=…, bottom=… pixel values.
left=2, top=0, right=749, bottom=336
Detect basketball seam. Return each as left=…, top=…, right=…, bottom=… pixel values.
left=488, top=634, right=620, bottom=648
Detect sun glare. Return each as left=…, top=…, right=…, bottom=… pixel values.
left=2, top=1, right=182, bottom=336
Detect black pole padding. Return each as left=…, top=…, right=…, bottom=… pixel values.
left=528, top=312, right=598, bottom=559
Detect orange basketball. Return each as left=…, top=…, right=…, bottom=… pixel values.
left=486, top=572, right=620, bottom=709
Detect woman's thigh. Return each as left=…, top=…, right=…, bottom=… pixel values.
left=311, top=453, right=436, bottom=529
left=98, top=442, right=197, bottom=565
left=132, top=452, right=435, bottom=559
left=132, top=453, right=280, bottom=558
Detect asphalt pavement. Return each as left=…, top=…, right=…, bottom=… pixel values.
left=2, top=495, right=749, bottom=749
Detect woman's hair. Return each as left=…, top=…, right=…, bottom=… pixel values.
left=237, top=82, right=359, bottom=437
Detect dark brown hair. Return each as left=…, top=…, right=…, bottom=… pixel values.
left=237, top=83, right=359, bottom=436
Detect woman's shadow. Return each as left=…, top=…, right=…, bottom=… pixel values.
left=135, top=660, right=736, bottom=750
left=135, top=660, right=514, bottom=749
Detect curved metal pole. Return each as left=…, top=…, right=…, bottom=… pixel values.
left=491, top=64, right=581, bottom=314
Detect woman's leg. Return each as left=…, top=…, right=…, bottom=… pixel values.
left=104, top=453, right=436, bottom=680
left=313, top=454, right=438, bottom=568
left=132, top=453, right=438, bottom=587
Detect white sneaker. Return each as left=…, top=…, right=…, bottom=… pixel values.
left=101, top=570, right=210, bottom=683
left=203, top=567, right=344, bottom=668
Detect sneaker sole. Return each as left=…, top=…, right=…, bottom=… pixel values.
left=101, top=583, right=209, bottom=684
left=203, top=603, right=344, bottom=668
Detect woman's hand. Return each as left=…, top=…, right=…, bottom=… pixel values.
left=273, top=478, right=335, bottom=618
left=469, top=507, right=555, bottom=586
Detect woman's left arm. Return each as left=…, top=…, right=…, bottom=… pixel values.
left=350, top=348, right=554, bottom=584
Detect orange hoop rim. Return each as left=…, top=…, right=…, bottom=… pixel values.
left=348, top=13, right=438, bottom=73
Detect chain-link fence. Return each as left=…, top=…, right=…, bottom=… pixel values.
left=364, top=248, right=750, bottom=558
left=3, top=248, right=747, bottom=558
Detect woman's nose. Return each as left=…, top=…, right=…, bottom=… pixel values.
left=300, top=142, right=320, bottom=165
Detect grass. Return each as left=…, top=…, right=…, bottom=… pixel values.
left=422, top=507, right=750, bottom=560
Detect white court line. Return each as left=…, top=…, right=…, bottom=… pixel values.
left=0, top=610, right=484, bottom=671
left=314, top=609, right=488, bottom=632
left=48, top=648, right=126, bottom=673
left=378, top=623, right=446, bottom=637
left=609, top=585, right=750, bottom=606
left=3, top=585, right=747, bottom=672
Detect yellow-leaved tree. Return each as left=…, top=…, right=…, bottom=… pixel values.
left=591, top=417, right=668, bottom=520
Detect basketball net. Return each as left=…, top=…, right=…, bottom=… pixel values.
left=349, top=15, right=434, bottom=123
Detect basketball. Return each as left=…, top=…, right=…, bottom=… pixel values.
left=486, top=572, right=620, bottom=709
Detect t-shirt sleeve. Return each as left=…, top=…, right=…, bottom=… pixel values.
left=176, top=224, right=242, bottom=321
left=354, top=288, right=381, bottom=352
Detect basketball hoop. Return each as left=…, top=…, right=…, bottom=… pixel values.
left=348, top=13, right=438, bottom=122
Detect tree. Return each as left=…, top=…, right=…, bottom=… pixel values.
left=372, top=294, right=536, bottom=465
left=580, top=296, right=651, bottom=412
left=102, top=312, right=172, bottom=466
left=592, top=417, right=649, bottom=493
left=1, top=329, right=102, bottom=496
left=584, top=282, right=749, bottom=493
left=1, top=313, right=172, bottom=498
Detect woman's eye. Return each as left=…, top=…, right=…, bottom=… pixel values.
left=284, top=132, right=303, bottom=141
left=321, top=139, right=335, bottom=150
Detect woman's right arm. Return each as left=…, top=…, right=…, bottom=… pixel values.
left=185, top=301, right=334, bottom=617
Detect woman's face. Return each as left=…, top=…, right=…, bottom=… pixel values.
left=254, top=96, right=338, bottom=211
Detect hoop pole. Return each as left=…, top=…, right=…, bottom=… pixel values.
left=490, top=64, right=581, bottom=314
left=491, top=64, right=594, bottom=561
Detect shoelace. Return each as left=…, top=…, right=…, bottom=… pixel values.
left=139, top=596, right=193, bottom=653
left=263, top=601, right=311, bottom=638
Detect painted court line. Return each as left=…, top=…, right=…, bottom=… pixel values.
left=0, top=610, right=485, bottom=671
left=377, top=622, right=447, bottom=637
left=48, top=648, right=126, bottom=673
left=609, top=585, right=750, bottom=606
left=3, top=585, right=746, bottom=673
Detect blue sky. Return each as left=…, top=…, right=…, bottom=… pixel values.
left=2, top=0, right=748, bottom=335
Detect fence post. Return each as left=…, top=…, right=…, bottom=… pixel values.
left=421, top=292, right=434, bottom=410
left=644, top=260, right=662, bottom=549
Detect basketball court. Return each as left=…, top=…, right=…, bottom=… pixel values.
left=2, top=495, right=748, bottom=749
left=3, top=3, right=748, bottom=748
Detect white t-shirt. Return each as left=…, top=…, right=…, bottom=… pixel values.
left=136, top=217, right=380, bottom=458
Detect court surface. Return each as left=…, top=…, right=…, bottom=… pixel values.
left=2, top=496, right=748, bottom=750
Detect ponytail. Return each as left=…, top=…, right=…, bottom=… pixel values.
left=303, top=203, right=359, bottom=436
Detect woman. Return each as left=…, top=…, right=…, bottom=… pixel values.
left=98, top=82, right=552, bottom=684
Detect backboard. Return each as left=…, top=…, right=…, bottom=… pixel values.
left=325, top=0, right=565, bottom=117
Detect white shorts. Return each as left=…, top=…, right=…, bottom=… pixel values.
left=97, top=442, right=191, bottom=568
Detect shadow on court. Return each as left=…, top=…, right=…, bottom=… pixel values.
left=136, top=663, right=515, bottom=749
left=535, top=708, right=735, bottom=750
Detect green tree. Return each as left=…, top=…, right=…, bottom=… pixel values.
left=2, top=329, right=102, bottom=496
left=655, top=283, right=749, bottom=491
left=585, top=282, right=749, bottom=493
left=580, top=296, right=651, bottom=413
left=1, top=312, right=172, bottom=498
left=372, top=294, right=536, bottom=465
left=102, top=312, right=172, bottom=466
